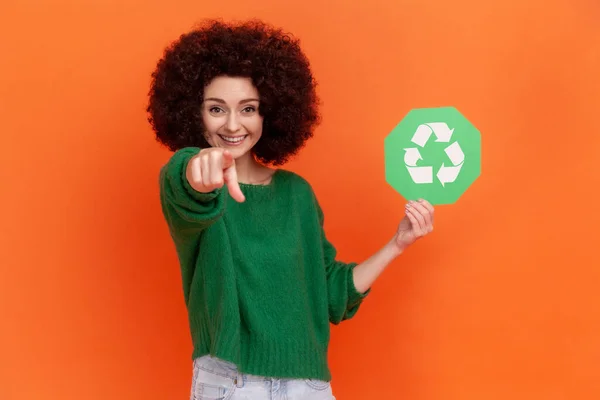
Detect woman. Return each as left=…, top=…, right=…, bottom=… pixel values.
left=147, top=18, right=434, bottom=400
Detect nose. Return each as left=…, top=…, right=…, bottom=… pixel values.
left=225, top=113, right=241, bottom=133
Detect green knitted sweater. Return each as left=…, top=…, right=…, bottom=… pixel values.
left=159, top=147, right=369, bottom=381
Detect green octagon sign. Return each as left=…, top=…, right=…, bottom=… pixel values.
left=385, top=107, right=481, bottom=205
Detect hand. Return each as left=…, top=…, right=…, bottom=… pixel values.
left=394, top=198, right=434, bottom=251
left=185, top=148, right=245, bottom=202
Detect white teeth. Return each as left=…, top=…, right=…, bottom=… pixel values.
left=220, top=135, right=246, bottom=143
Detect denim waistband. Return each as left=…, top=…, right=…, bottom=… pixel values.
left=194, top=355, right=276, bottom=385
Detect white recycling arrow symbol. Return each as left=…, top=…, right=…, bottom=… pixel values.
left=403, top=122, right=465, bottom=187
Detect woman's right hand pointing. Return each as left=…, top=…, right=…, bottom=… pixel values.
left=186, top=148, right=246, bottom=202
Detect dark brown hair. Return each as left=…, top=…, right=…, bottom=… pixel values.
left=146, top=19, right=321, bottom=165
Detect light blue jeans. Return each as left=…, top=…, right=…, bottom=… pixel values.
left=190, top=355, right=336, bottom=400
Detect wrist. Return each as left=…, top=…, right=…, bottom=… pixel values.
left=387, top=237, right=405, bottom=258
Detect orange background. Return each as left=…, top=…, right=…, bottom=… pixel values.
left=1, top=0, right=599, bottom=399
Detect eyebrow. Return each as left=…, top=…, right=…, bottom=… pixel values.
left=204, top=97, right=259, bottom=104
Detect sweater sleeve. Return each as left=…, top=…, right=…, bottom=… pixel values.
left=315, top=199, right=370, bottom=325
left=159, top=147, right=226, bottom=234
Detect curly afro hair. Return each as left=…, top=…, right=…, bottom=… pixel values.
left=146, top=19, right=321, bottom=166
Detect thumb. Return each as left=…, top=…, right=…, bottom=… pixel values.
left=222, top=154, right=245, bottom=203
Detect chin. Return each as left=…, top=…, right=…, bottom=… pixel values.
left=228, top=148, right=252, bottom=160
left=219, top=143, right=253, bottom=160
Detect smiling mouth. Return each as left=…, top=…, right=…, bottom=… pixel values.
left=218, top=134, right=248, bottom=145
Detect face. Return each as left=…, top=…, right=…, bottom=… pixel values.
left=201, top=76, right=263, bottom=161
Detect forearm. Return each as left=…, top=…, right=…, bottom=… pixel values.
left=352, top=239, right=403, bottom=293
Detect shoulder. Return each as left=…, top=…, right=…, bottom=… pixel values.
left=160, top=147, right=200, bottom=173
left=274, top=169, right=323, bottom=212
left=275, top=168, right=315, bottom=193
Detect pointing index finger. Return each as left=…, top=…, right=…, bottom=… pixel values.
left=221, top=156, right=245, bottom=203
left=221, top=149, right=234, bottom=170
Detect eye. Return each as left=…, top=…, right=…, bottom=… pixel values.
left=242, top=106, right=256, bottom=113
left=208, top=106, right=224, bottom=114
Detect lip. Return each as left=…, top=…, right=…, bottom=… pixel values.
left=218, top=134, right=248, bottom=146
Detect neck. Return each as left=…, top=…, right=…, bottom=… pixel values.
left=234, top=152, right=270, bottom=184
